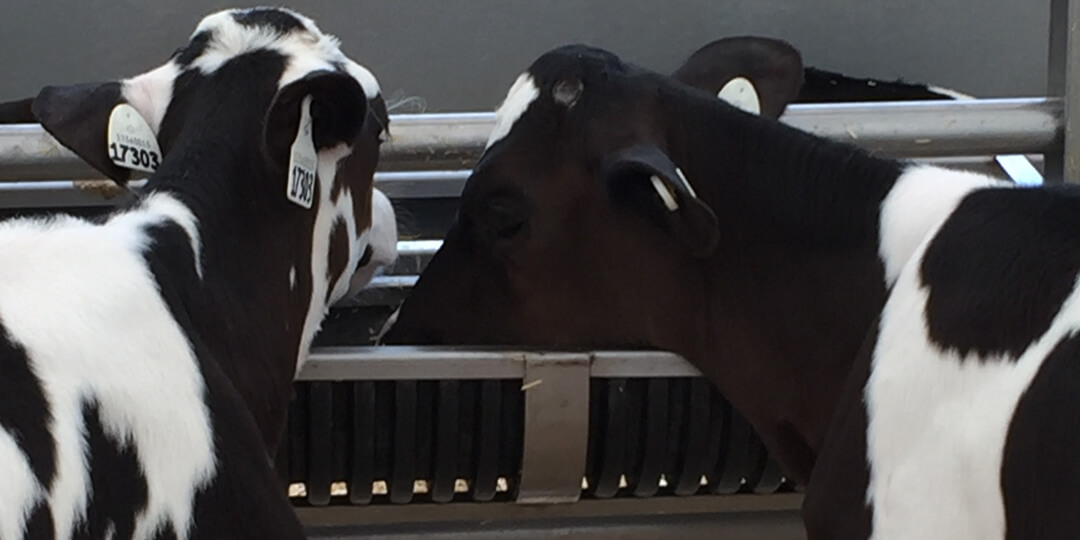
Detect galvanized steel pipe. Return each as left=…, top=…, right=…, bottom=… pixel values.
left=0, top=98, right=1062, bottom=181
left=299, top=346, right=701, bottom=381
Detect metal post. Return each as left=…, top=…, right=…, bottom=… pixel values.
left=1047, top=0, right=1080, bottom=183
left=516, top=352, right=591, bottom=504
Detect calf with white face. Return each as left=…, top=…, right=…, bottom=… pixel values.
left=0, top=7, right=395, bottom=539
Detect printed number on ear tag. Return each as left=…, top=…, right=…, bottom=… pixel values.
left=718, top=77, right=761, bottom=116
left=106, top=104, right=162, bottom=173
left=287, top=95, right=318, bottom=209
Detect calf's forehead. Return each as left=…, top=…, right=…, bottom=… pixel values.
left=118, top=7, right=382, bottom=137
left=129, top=7, right=380, bottom=101
left=188, top=8, right=379, bottom=95
left=484, top=46, right=654, bottom=154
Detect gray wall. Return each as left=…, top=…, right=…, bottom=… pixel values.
left=0, top=1, right=1049, bottom=112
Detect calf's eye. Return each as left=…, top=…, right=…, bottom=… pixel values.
left=487, top=201, right=528, bottom=239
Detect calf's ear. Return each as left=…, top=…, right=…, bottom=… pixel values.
left=671, top=36, right=804, bottom=119
left=263, top=70, right=369, bottom=169
left=32, top=82, right=134, bottom=183
left=603, top=144, right=719, bottom=258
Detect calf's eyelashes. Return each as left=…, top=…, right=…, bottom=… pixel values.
left=602, top=143, right=719, bottom=257
left=462, top=186, right=532, bottom=247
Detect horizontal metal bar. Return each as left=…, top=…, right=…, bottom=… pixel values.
left=299, top=346, right=699, bottom=381
left=365, top=275, right=419, bottom=290
left=0, top=155, right=1030, bottom=207
left=0, top=124, right=100, bottom=181
left=397, top=239, right=443, bottom=257
left=0, top=170, right=468, bottom=208
left=0, top=180, right=139, bottom=208
left=303, top=347, right=527, bottom=380
left=375, top=170, right=469, bottom=199
left=783, top=98, right=1061, bottom=158
left=0, top=98, right=1060, bottom=181
left=590, top=351, right=703, bottom=378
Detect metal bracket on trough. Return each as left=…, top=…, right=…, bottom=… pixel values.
left=517, top=352, right=591, bottom=504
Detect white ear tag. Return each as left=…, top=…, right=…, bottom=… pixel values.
left=718, top=77, right=761, bottom=115
left=286, top=95, right=318, bottom=209
left=650, top=175, right=679, bottom=212
left=674, top=167, right=697, bottom=198
left=106, top=104, right=162, bottom=173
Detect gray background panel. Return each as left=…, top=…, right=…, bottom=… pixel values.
left=0, top=1, right=1049, bottom=112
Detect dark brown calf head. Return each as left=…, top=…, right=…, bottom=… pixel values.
left=382, top=41, right=803, bottom=352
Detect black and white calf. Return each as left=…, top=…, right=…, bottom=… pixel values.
left=0, top=7, right=395, bottom=539
left=384, top=39, right=1075, bottom=539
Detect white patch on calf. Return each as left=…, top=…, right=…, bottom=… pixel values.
left=347, top=188, right=398, bottom=297
left=189, top=11, right=284, bottom=76
left=295, top=143, right=373, bottom=376
left=0, top=197, right=216, bottom=539
left=878, top=165, right=1006, bottom=285
left=187, top=9, right=383, bottom=98
left=121, top=61, right=180, bottom=135
left=289, top=265, right=297, bottom=289
left=0, top=429, right=41, bottom=540
left=864, top=235, right=1080, bottom=540
left=485, top=73, right=540, bottom=149
left=340, top=59, right=382, bottom=102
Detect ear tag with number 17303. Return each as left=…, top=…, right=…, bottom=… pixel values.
left=106, top=103, right=162, bottom=174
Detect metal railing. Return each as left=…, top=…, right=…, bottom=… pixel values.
left=0, top=98, right=1062, bottom=182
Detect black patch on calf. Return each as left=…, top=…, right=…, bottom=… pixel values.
left=358, top=244, right=373, bottom=268
left=173, top=31, right=212, bottom=67
left=0, top=325, right=56, bottom=489
left=139, top=221, right=201, bottom=353
left=1001, top=331, right=1080, bottom=540
left=24, top=501, right=54, bottom=540
left=799, top=67, right=947, bottom=103
left=74, top=400, right=149, bottom=540
left=189, top=348, right=307, bottom=539
left=921, top=187, right=1080, bottom=359
left=233, top=8, right=306, bottom=35
left=136, top=221, right=305, bottom=538
left=155, top=49, right=285, bottom=155
left=803, top=319, right=876, bottom=539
